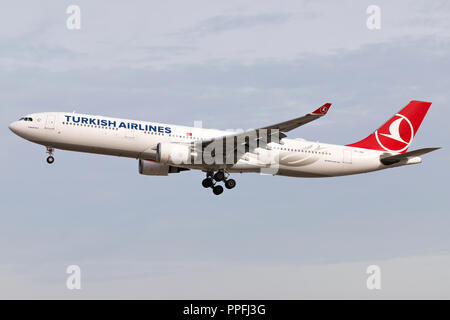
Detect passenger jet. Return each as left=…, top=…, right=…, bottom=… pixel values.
left=9, top=100, right=439, bottom=195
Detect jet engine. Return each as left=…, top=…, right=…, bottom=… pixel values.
left=138, top=159, right=186, bottom=176
left=156, top=142, right=191, bottom=165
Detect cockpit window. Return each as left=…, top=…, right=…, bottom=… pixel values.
left=19, top=117, right=33, bottom=121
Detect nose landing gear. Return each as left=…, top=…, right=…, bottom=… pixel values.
left=46, top=147, right=55, bottom=164
left=202, top=171, right=236, bottom=195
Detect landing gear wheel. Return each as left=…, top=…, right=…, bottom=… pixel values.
left=225, top=179, right=236, bottom=189
left=212, top=185, right=224, bottom=195
left=214, top=171, right=225, bottom=182
left=202, top=178, right=213, bottom=188
left=47, top=156, right=55, bottom=164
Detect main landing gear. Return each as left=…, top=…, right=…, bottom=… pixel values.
left=202, top=171, right=236, bottom=196
left=46, top=147, right=55, bottom=164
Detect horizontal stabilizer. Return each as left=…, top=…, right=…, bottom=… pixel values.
left=380, top=147, right=440, bottom=165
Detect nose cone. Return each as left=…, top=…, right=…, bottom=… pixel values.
left=8, top=121, right=20, bottom=135
left=8, top=121, right=17, bottom=133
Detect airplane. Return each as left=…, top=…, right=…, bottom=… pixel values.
left=8, top=100, right=439, bottom=195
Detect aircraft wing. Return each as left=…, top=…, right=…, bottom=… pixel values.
left=194, top=103, right=332, bottom=164
left=380, top=147, right=440, bottom=165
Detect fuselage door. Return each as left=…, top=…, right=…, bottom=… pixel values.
left=45, top=115, right=55, bottom=129
left=343, top=149, right=352, bottom=164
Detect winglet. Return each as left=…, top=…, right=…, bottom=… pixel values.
left=311, top=103, right=332, bottom=115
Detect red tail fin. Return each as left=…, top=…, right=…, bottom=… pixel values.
left=346, top=100, right=432, bottom=153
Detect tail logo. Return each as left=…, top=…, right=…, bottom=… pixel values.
left=375, top=114, right=414, bottom=152
left=320, top=105, right=330, bottom=113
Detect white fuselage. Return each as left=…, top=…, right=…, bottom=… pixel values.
left=8, top=112, right=403, bottom=177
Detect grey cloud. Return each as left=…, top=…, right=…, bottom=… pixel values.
left=176, top=13, right=293, bottom=37
left=2, top=36, right=449, bottom=131
left=135, top=45, right=195, bottom=56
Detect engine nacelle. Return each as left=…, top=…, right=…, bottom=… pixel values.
left=156, top=142, right=191, bottom=165
left=138, top=159, right=184, bottom=176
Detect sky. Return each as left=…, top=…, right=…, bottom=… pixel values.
left=0, top=0, right=449, bottom=299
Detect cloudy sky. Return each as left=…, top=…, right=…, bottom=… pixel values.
left=1, top=0, right=449, bottom=299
